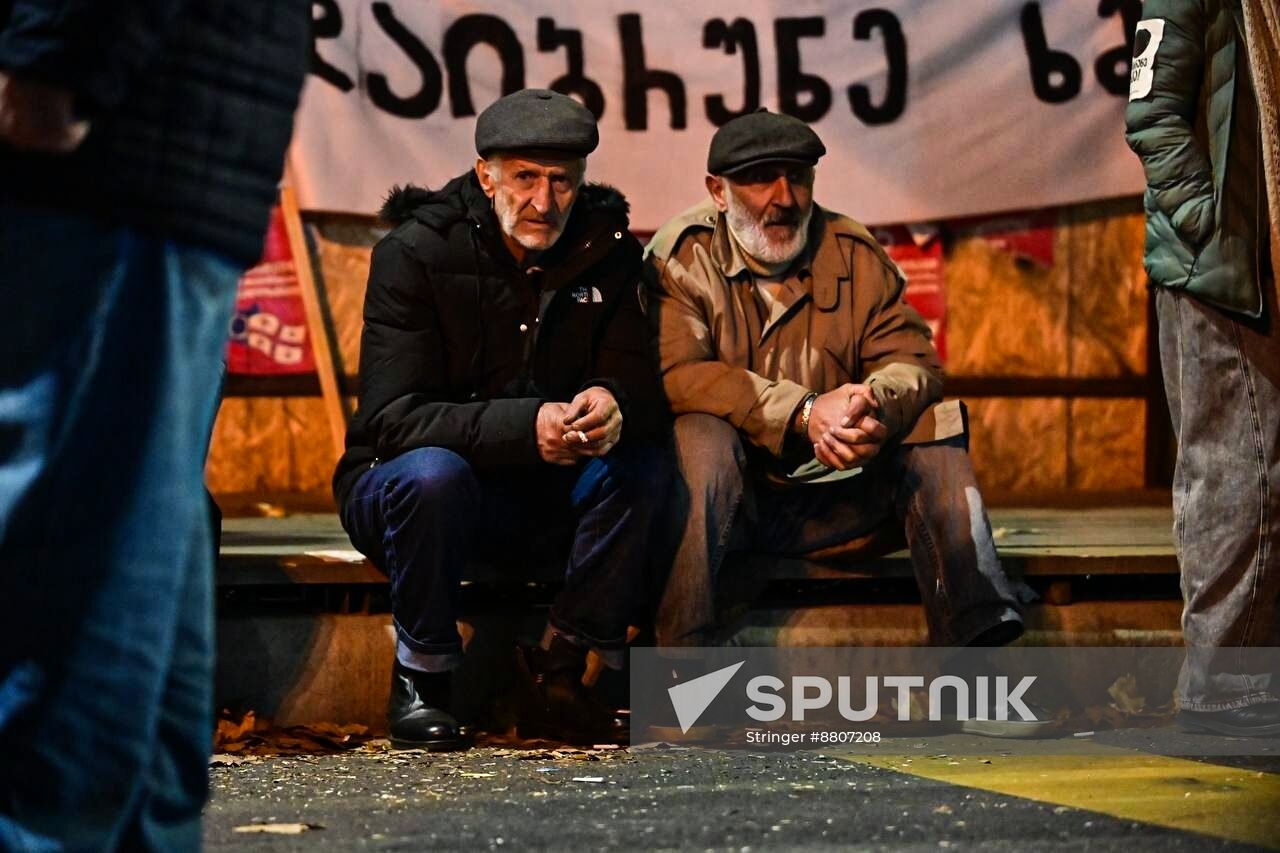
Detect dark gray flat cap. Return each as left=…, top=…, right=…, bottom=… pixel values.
left=474, top=89, right=598, bottom=158
left=707, top=109, right=826, bottom=175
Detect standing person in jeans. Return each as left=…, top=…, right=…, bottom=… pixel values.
left=0, top=2, right=309, bottom=849
left=1126, top=0, right=1280, bottom=736
left=335, top=89, right=670, bottom=751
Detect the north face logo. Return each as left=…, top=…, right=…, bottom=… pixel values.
left=571, top=285, right=604, bottom=303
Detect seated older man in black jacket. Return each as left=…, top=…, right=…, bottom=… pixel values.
left=334, top=89, right=669, bottom=750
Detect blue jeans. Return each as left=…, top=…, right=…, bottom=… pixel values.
left=340, top=441, right=671, bottom=672
left=657, top=414, right=1024, bottom=648
left=0, top=204, right=240, bottom=851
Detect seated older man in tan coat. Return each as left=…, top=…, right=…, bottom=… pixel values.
left=646, top=110, right=1024, bottom=658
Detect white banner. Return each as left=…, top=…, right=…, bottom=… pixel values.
left=293, top=0, right=1147, bottom=230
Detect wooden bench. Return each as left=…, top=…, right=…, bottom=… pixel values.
left=214, top=506, right=1182, bottom=728
left=218, top=506, right=1177, bottom=585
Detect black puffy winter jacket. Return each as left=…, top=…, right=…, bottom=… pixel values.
left=333, top=171, right=668, bottom=507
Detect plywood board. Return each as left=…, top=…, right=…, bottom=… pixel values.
left=207, top=397, right=336, bottom=496
left=1067, top=398, right=1146, bottom=490
left=965, top=397, right=1069, bottom=494
left=944, top=226, right=1070, bottom=376
left=1062, top=200, right=1148, bottom=378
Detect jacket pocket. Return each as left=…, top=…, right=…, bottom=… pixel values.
left=1145, top=199, right=1200, bottom=289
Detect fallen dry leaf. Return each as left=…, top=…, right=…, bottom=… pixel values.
left=214, top=711, right=261, bottom=746
left=209, top=754, right=255, bottom=767
left=212, top=710, right=380, bottom=756
left=233, top=823, right=322, bottom=835
left=252, top=502, right=287, bottom=519
left=1108, top=674, right=1146, bottom=714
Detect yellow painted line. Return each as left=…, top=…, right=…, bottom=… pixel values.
left=841, top=746, right=1280, bottom=849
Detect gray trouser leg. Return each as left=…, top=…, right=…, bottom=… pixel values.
left=890, top=441, right=1024, bottom=646
left=657, top=412, right=1022, bottom=650
left=656, top=414, right=747, bottom=648
left=1157, top=286, right=1280, bottom=710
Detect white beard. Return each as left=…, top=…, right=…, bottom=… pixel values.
left=494, top=188, right=565, bottom=251
left=723, top=188, right=812, bottom=267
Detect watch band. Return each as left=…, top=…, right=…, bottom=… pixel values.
left=797, top=392, right=818, bottom=439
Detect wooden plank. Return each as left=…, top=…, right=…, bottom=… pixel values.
left=279, top=181, right=347, bottom=462
left=217, top=508, right=1178, bottom=585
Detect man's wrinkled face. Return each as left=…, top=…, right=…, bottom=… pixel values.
left=476, top=153, right=585, bottom=254
left=708, top=162, right=815, bottom=266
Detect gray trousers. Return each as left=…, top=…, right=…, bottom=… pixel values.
left=1157, top=285, right=1280, bottom=711
left=655, top=414, right=1023, bottom=649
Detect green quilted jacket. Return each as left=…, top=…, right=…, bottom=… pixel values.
left=1125, top=0, right=1267, bottom=318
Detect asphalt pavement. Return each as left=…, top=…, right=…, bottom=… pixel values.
left=204, top=733, right=1279, bottom=851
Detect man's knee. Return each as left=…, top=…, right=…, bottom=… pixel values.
left=602, top=440, right=674, bottom=498
left=385, top=447, right=479, bottom=511
left=673, top=414, right=746, bottom=488
left=897, top=438, right=976, bottom=486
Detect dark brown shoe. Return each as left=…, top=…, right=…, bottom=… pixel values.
left=515, top=635, right=629, bottom=746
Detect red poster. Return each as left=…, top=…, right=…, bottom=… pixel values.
left=872, top=224, right=947, bottom=363
left=226, top=206, right=315, bottom=375
left=955, top=208, right=1058, bottom=267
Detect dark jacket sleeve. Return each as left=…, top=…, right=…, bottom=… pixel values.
left=0, top=0, right=190, bottom=113
left=580, top=241, right=670, bottom=443
left=357, top=236, right=544, bottom=469
left=1124, top=0, right=1215, bottom=247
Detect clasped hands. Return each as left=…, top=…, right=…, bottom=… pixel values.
left=803, top=383, right=888, bottom=471
left=536, top=386, right=622, bottom=465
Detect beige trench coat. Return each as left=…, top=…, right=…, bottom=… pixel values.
left=646, top=199, right=962, bottom=466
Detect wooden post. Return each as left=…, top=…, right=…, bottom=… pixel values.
left=278, top=180, right=348, bottom=462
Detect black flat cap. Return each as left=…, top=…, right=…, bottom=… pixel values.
left=707, top=109, right=826, bottom=175
left=475, top=89, right=598, bottom=158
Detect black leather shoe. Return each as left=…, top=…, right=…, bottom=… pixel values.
left=1177, top=701, right=1280, bottom=737
left=516, top=635, right=629, bottom=746
left=387, top=661, right=471, bottom=751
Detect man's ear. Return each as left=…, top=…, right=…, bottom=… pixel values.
left=705, top=175, right=728, bottom=212
left=475, top=157, right=497, bottom=198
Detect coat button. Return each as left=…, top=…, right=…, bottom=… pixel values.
left=614, top=231, right=622, bottom=239
left=519, top=323, right=529, bottom=332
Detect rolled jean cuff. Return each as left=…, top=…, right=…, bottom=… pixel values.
left=395, top=621, right=463, bottom=664
left=547, top=614, right=627, bottom=670
left=396, top=641, right=463, bottom=674
left=1179, top=692, right=1279, bottom=712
